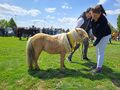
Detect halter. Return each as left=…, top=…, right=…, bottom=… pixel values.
left=66, top=31, right=78, bottom=52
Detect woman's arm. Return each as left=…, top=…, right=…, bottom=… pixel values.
left=75, top=18, right=84, bottom=28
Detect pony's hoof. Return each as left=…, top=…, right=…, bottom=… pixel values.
left=63, top=65, right=66, bottom=68
left=28, top=68, right=34, bottom=71
left=28, top=68, right=36, bottom=75
left=60, top=67, right=66, bottom=73
left=34, top=68, right=40, bottom=71
left=59, top=69, right=65, bottom=74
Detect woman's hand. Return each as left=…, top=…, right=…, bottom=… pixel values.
left=93, top=40, right=97, bottom=46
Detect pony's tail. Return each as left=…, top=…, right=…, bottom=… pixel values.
left=26, top=38, right=35, bottom=69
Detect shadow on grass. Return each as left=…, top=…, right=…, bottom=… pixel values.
left=108, top=43, right=120, bottom=45
left=81, top=61, right=120, bottom=88
left=28, top=61, right=120, bottom=88
left=28, top=67, right=104, bottom=81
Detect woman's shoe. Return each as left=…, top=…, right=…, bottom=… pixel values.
left=83, top=57, right=90, bottom=61
left=67, top=57, right=72, bottom=62
left=91, top=67, right=102, bottom=75
left=90, top=66, right=96, bottom=69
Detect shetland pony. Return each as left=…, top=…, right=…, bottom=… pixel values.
left=26, top=28, right=89, bottom=71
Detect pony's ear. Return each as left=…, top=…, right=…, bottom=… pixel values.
left=76, top=29, right=79, bottom=32
left=75, top=28, right=80, bottom=32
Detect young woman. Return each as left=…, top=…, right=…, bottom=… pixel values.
left=67, top=8, right=92, bottom=62
left=91, top=5, right=111, bottom=73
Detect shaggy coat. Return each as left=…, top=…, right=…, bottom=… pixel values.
left=26, top=28, right=89, bottom=71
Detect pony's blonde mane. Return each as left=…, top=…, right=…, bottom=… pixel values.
left=53, top=29, right=81, bottom=52
left=53, top=33, right=71, bottom=52
left=52, top=28, right=88, bottom=52
left=69, top=29, right=79, bottom=41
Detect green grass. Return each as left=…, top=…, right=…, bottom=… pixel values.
left=0, top=37, right=120, bottom=90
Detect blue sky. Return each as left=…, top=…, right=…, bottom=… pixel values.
left=0, top=0, right=120, bottom=29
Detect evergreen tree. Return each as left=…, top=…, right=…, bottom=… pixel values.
left=8, top=18, right=17, bottom=29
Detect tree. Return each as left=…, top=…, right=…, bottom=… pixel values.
left=117, top=15, right=120, bottom=32
left=8, top=18, right=17, bottom=29
left=0, top=19, right=8, bottom=28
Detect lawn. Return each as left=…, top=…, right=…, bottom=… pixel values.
left=0, top=37, right=120, bottom=90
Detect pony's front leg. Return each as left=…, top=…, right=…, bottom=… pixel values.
left=60, top=52, right=66, bottom=71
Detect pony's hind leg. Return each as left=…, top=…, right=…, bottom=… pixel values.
left=28, top=61, right=34, bottom=71
left=34, top=48, right=42, bottom=70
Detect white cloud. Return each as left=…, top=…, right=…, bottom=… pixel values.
left=61, top=3, right=72, bottom=9
left=31, top=19, right=54, bottom=28
left=106, top=9, right=120, bottom=15
left=57, top=17, right=77, bottom=29
left=46, top=15, right=55, bottom=19
left=0, top=3, right=41, bottom=17
left=31, top=19, right=45, bottom=23
left=28, top=9, right=41, bottom=16
left=15, top=17, right=76, bottom=29
left=17, top=19, right=46, bottom=27
left=58, top=17, right=76, bottom=25
left=97, top=0, right=107, bottom=5
left=45, top=8, right=56, bottom=13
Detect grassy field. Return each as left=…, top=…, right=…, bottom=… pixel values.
left=0, top=37, right=120, bottom=90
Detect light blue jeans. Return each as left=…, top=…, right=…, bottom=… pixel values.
left=96, top=34, right=111, bottom=68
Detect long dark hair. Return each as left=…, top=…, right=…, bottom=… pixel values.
left=92, top=4, right=106, bottom=15
left=77, top=7, right=92, bottom=20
